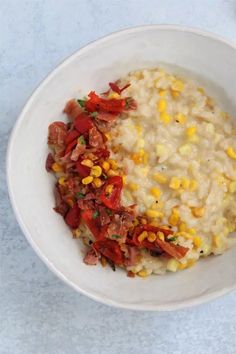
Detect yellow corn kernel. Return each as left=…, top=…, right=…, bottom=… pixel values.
left=107, top=169, right=119, bottom=177
left=128, top=182, right=139, bottom=191
left=135, top=124, right=142, bottom=135
left=197, top=87, right=205, bottom=94
left=171, top=79, right=185, bottom=92
left=104, top=132, right=110, bottom=140
left=169, top=176, right=181, bottom=190
left=226, top=147, right=236, bottom=160
left=143, top=152, right=149, bottom=165
left=82, top=176, right=93, bottom=185
left=168, top=208, right=180, bottom=226
left=150, top=220, right=159, bottom=227
left=186, top=126, right=197, bottom=137
left=108, top=159, right=118, bottom=170
left=155, top=144, right=166, bottom=157
left=138, top=231, right=148, bottom=242
left=192, top=207, right=205, bottom=218
left=131, top=153, right=142, bottom=164
left=167, top=258, right=179, bottom=272
left=160, top=111, right=171, bottom=124
left=141, top=218, right=147, bottom=225
left=137, top=270, right=148, bottom=278
left=178, top=222, right=187, bottom=232
left=147, top=232, right=157, bottom=243
left=157, top=231, right=165, bottom=241
left=73, top=228, right=81, bottom=238
left=146, top=210, right=163, bottom=218
left=159, top=89, right=167, bottom=97
left=186, top=259, right=196, bottom=268
left=171, top=90, right=180, bottom=98
left=176, top=231, right=192, bottom=239
left=178, top=262, right=188, bottom=270
left=122, top=175, right=126, bottom=185
left=153, top=172, right=167, bottom=184
left=179, top=144, right=192, bottom=156
left=58, top=177, right=66, bottom=186
left=157, top=99, right=167, bottom=112
left=150, top=187, right=161, bottom=199
left=189, top=180, right=198, bottom=192
left=105, top=184, right=113, bottom=194
left=90, top=165, right=102, bottom=177
left=108, top=92, right=120, bottom=99
left=181, top=177, right=190, bottom=190
left=52, top=163, right=63, bottom=172
left=193, top=236, right=202, bottom=248
left=188, top=228, right=196, bottom=235
left=81, top=159, right=94, bottom=168
left=93, top=177, right=102, bottom=188
left=229, top=181, right=236, bottom=193
left=102, top=161, right=110, bottom=172
left=175, top=113, right=186, bottom=124
left=213, top=235, right=222, bottom=248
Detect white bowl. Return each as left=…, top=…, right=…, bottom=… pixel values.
left=7, top=25, right=236, bottom=311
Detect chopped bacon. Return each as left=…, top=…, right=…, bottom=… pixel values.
left=64, top=204, right=81, bottom=229
left=48, top=122, right=67, bottom=147
left=70, top=140, right=86, bottom=161
left=84, top=247, right=99, bottom=265
left=156, top=239, right=189, bottom=260
left=54, top=184, right=69, bottom=217
left=94, top=119, right=113, bottom=133
left=96, top=112, right=118, bottom=122
left=45, top=153, right=55, bottom=172
left=123, top=246, right=139, bottom=266
left=98, top=206, right=111, bottom=226
left=64, top=99, right=83, bottom=121
left=89, top=126, right=104, bottom=148
left=77, top=193, right=96, bottom=210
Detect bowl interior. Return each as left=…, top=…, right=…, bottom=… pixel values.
left=7, top=26, right=236, bottom=310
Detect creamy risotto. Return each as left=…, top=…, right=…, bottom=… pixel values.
left=109, top=68, right=236, bottom=274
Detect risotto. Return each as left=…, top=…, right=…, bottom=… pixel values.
left=46, top=68, right=236, bottom=277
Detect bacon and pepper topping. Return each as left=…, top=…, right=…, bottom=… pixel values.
left=46, top=83, right=189, bottom=276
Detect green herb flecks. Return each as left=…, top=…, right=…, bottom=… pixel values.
left=78, top=135, right=86, bottom=145
left=168, top=236, right=177, bottom=242
left=90, top=111, right=98, bottom=118
left=77, top=99, right=86, bottom=107
left=92, top=211, right=100, bottom=219
left=111, top=234, right=121, bottom=239
left=76, top=192, right=85, bottom=199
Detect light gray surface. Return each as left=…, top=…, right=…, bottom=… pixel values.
left=1, top=1, right=236, bottom=353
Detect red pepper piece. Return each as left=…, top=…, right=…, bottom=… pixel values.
left=74, top=113, right=93, bottom=134
left=109, top=82, right=121, bottom=94
left=65, top=130, right=80, bottom=145
left=81, top=209, right=107, bottom=240
left=64, top=139, right=78, bottom=156
left=85, top=91, right=126, bottom=113
left=93, top=239, right=123, bottom=265
left=100, top=176, right=123, bottom=210
left=94, top=148, right=110, bottom=159
left=76, top=161, right=90, bottom=177
left=64, top=204, right=81, bottom=229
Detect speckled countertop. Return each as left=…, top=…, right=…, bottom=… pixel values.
left=1, top=1, right=236, bottom=353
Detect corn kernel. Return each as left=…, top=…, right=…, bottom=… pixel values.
left=108, top=159, right=118, bottom=170
left=186, top=126, right=197, bottom=137
left=150, top=220, right=159, bottom=227
left=157, top=231, right=165, bottom=241
left=160, top=111, right=171, bottom=124
left=58, top=177, right=66, bottom=185
left=156, top=144, right=166, bottom=157
left=188, top=228, right=196, bottom=235
left=138, top=231, right=148, bottom=242
left=128, top=182, right=139, bottom=191
left=107, top=169, right=119, bottom=177
left=73, top=228, right=81, bottom=238
left=229, top=181, right=236, bottom=193
left=153, top=172, right=167, bottom=184
left=167, top=258, right=179, bottom=272
left=102, top=161, right=110, bottom=172
left=146, top=210, right=163, bottom=218
left=193, top=236, right=202, bottom=248
left=135, top=124, right=142, bottom=135
left=186, top=259, right=196, bottom=268
left=122, top=175, right=126, bottom=185
left=90, top=165, right=102, bottom=177
left=150, top=187, right=161, bottom=198
left=93, top=177, right=102, bottom=188
left=147, top=232, right=157, bottom=242
left=169, top=177, right=181, bottom=190
left=52, top=163, right=63, bottom=172
left=104, top=132, right=110, bottom=140
left=81, top=159, right=94, bottom=168
left=157, top=99, right=167, bottom=112
left=213, top=235, right=222, bottom=248
left=171, top=90, right=180, bottom=98
left=141, top=218, right=147, bottom=225
left=226, top=147, right=236, bottom=160
left=108, top=92, right=120, bottom=99
left=131, top=153, right=142, bottom=164
left=105, top=184, right=113, bottom=194
left=192, top=207, right=205, bottom=218
left=171, top=79, right=184, bottom=92
left=82, top=176, right=93, bottom=185
left=175, top=113, right=186, bottom=124
left=168, top=208, right=180, bottom=226
left=178, top=222, right=187, bottom=232
left=178, top=262, right=187, bottom=270
left=138, top=270, right=148, bottom=278
left=197, top=87, right=205, bottom=94
left=159, top=89, right=167, bottom=97
left=179, top=144, right=192, bottom=156
left=189, top=180, right=198, bottom=192
left=181, top=177, right=190, bottom=190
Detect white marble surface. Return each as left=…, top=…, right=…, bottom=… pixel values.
left=1, top=1, right=236, bottom=353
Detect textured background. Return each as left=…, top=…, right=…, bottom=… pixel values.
left=1, top=1, right=236, bottom=353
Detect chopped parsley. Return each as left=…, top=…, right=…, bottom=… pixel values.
left=77, top=99, right=86, bottom=107
left=111, top=234, right=121, bottom=239
left=76, top=192, right=85, bottom=199
left=90, top=111, right=98, bottom=118
left=78, top=135, right=86, bottom=145
left=168, top=236, right=177, bottom=242
left=92, top=211, right=100, bottom=219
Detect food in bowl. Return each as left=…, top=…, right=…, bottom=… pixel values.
left=46, top=67, right=236, bottom=277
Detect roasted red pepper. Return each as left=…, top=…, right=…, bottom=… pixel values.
left=74, top=113, right=93, bottom=134
left=65, top=130, right=80, bottom=145
left=100, top=176, right=123, bottom=210
left=81, top=209, right=107, bottom=240
left=156, top=239, right=189, bottom=259
left=76, top=161, right=90, bottom=177
left=64, top=204, right=81, bottom=229
left=93, top=239, right=123, bottom=265
left=85, top=91, right=126, bottom=113
left=64, top=139, right=78, bottom=156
